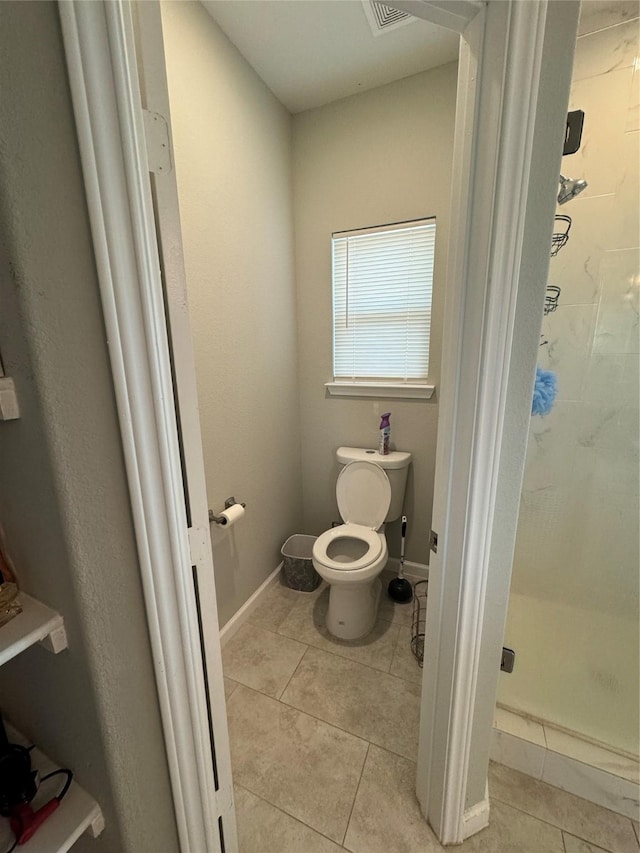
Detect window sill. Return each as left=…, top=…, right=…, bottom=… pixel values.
left=325, top=382, right=436, bottom=400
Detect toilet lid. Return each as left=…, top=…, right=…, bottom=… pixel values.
left=336, top=461, right=391, bottom=529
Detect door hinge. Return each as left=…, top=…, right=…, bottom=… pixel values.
left=429, top=529, right=438, bottom=554
left=500, top=647, right=515, bottom=673
left=188, top=526, right=209, bottom=570
left=142, top=108, right=172, bottom=175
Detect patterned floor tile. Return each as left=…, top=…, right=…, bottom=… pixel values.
left=489, top=763, right=638, bottom=853
left=235, top=785, right=344, bottom=852
left=278, top=587, right=400, bottom=672
left=281, top=646, right=420, bottom=761
left=222, top=623, right=306, bottom=698
left=227, top=685, right=368, bottom=844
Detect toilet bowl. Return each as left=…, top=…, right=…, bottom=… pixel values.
left=312, top=448, right=411, bottom=640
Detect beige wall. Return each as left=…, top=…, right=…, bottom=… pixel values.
left=292, top=65, right=457, bottom=563
left=161, top=2, right=302, bottom=627
left=162, top=6, right=458, bottom=614
left=0, top=3, right=178, bottom=850
left=498, top=12, right=640, bottom=755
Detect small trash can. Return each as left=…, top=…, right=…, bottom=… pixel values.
left=281, top=534, right=321, bottom=592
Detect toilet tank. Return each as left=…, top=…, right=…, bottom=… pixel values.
left=336, top=447, right=412, bottom=522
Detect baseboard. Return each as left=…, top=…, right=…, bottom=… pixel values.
left=386, top=557, right=429, bottom=581
left=462, top=785, right=490, bottom=840
left=219, top=558, right=427, bottom=648
left=491, top=727, right=546, bottom=779
left=491, top=711, right=639, bottom=820
left=219, top=562, right=283, bottom=649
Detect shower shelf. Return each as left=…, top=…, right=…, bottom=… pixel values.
left=544, top=285, right=561, bottom=316
left=550, top=214, right=571, bottom=257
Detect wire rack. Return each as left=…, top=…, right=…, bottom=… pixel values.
left=544, top=285, right=561, bottom=315
left=550, top=214, right=571, bottom=257
left=410, top=580, right=429, bottom=666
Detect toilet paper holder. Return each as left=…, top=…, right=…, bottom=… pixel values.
left=209, top=496, right=246, bottom=525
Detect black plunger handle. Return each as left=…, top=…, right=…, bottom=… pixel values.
left=401, top=517, right=407, bottom=538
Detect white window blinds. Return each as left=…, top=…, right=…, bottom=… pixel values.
left=332, top=219, right=435, bottom=383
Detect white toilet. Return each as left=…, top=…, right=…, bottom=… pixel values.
left=312, top=446, right=412, bottom=640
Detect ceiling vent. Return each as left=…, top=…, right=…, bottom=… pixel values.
left=363, top=2, right=416, bottom=36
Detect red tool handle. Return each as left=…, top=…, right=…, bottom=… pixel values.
left=10, top=798, right=60, bottom=844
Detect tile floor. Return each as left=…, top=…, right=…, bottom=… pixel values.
left=223, top=569, right=639, bottom=853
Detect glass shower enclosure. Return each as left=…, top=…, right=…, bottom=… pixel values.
left=498, top=6, right=639, bottom=784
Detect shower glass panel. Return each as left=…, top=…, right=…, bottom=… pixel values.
left=498, top=11, right=640, bottom=759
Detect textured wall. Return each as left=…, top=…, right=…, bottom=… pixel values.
left=499, top=10, right=640, bottom=756
left=161, top=2, right=302, bottom=627
left=0, top=2, right=178, bottom=851
left=292, top=65, right=457, bottom=564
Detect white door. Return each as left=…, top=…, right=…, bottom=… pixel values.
left=132, top=3, right=237, bottom=851
left=131, top=2, right=238, bottom=849
left=60, top=0, right=580, bottom=849
left=60, top=1, right=236, bottom=850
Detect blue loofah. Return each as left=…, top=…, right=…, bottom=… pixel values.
left=532, top=366, right=557, bottom=416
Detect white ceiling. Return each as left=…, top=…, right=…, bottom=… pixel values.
left=202, top=1, right=459, bottom=114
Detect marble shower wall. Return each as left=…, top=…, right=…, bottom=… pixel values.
left=498, top=11, right=640, bottom=758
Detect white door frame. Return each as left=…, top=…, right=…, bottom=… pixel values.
left=411, top=1, right=563, bottom=841
left=59, top=0, right=579, bottom=849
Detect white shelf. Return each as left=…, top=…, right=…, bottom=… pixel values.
left=0, top=727, right=104, bottom=852
left=0, top=593, right=67, bottom=667
left=0, top=606, right=102, bottom=849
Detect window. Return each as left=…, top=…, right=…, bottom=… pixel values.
left=327, top=218, right=436, bottom=399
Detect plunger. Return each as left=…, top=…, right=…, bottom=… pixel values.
left=387, top=515, right=412, bottom=602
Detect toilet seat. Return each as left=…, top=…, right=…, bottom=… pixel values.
left=313, top=461, right=391, bottom=581
left=313, top=522, right=383, bottom=572
left=336, top=461, right=391, bottom=529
